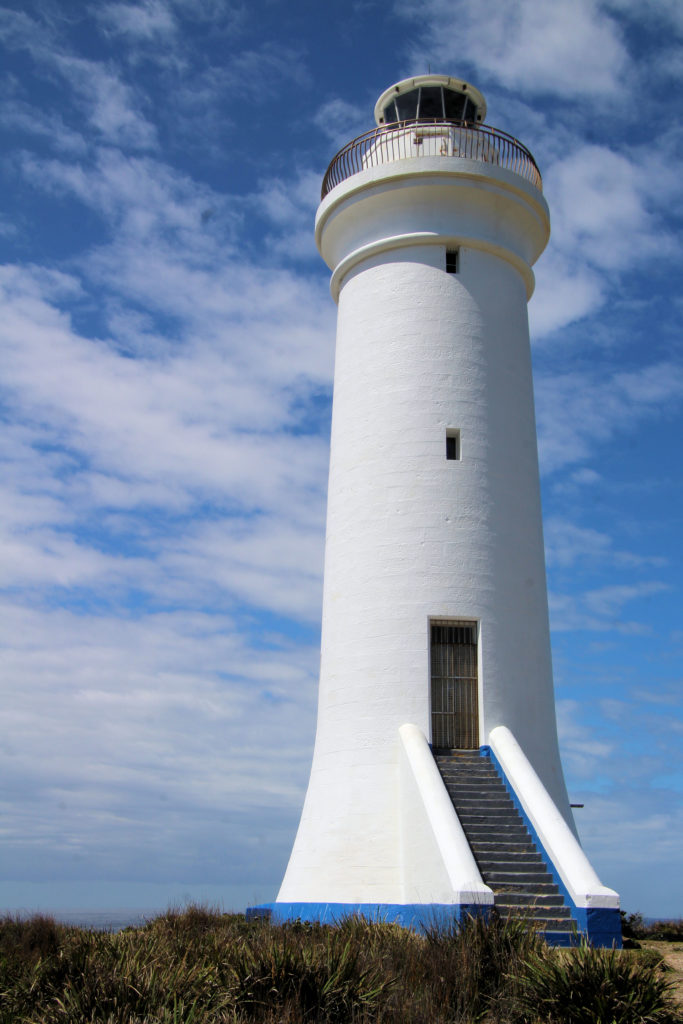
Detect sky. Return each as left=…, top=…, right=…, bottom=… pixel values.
left=0, top=0, right=681, bottom=920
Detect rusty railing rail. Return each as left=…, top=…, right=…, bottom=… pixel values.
left=321, top=119, right=542, bottom=198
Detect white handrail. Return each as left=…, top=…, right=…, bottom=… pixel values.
left=399, top=723, right=493, bottom=904
left=489, top=726, right=619, bottom=909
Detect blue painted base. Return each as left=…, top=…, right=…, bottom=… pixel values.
left=244, top=902, right=620, bottom=947
left=573, top=907, right=623, bottom=949
left=246, top=902, right=488, bottom=932
left=246, top=901, right=621, bottom=948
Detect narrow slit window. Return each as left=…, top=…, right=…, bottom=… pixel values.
left=446, top=249, right=458, bottom=274
left=446, top=429, right=460, bottom=460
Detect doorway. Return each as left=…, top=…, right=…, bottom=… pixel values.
left=430, top=620, right=479, bottom=749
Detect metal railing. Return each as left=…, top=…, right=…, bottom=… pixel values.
left=321, top=119, right=542, bottom=198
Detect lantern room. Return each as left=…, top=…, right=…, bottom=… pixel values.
left=374, top=74, right=487, bottom=127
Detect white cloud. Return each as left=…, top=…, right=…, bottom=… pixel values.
left=557, top=700, right=615, bottom=780
left=545, top=519, right=611, bottom=568
left=530, top=136, right=681, bottom=339
left=0, top=601, right=318, bottom=883
left=605, top=0, right=683, bottom=37
left=545, top=517, right=666, bottom=569
left=251, top=168, right=321, bottom=262
left=529, top=250, right=605, bottom=337
left=96, top=0, right=178, bottom=41
left=549, top=580, right=669, bottom=634
left=555, top=698, right=683, bottom=915
left=20, top=147, right=237, bottom=248
left=313, top=98, right=369, bottom=147
left=162, top=515, right=325, bottom=623
left=536, top=362, right=683, bottom=474
left=0, top=7, right=50, bottom=52
left=54, top=56, right=158, bottom=149
left=583, top=581, right=670, bottom=618
left=0, top=9, right=157, bottom=151
left=544, top=144, right=674, bottom=272
left=0, top=261, right=332, bottom=515
left=0, top=99, right=87, bottom=154
left=396, top=0, right=629, bottom=101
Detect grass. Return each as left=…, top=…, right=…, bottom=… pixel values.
left=0, top=905, right=680, bottom=1023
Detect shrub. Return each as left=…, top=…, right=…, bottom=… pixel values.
left=1, top=907, right=680, bottom=1023
left=649, top=921, right=683, bottom=943
left=620, top=912, right=683, bottom=943
left=622, top=911, right=647, bottom=939
left=516, top=941, right=682, bottom=1024
left=422, top=911, right=546, bottom=1021
left=229, top=928, right=391, bottom=1021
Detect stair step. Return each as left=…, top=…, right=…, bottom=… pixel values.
left=477, top=859, right=546, bottom=872
left=457, top=815, right=524, bottom=827
left=478, top=869, right=550, bottom=882
left=455, top=801, right=518, bottom=810
left=446, top=786, right=503, bottom=794
left=456, top=805, right=520, bottom=815
left=481, top=872, right=552, bottom=885
left=451, top=798, right=514, bottom=809
left=475, top=851, right=544, bottom=864
left=470, top=842, right=536, bottom=853
left=490, top=882, right=558, bottom=894
left=493, top=893, right=566, bottom=908
left=442, top=775, right=497, bottom=782
left=461, top=826, right=530, bottom=839
left=493, top=897, right=571, bottom=912
left=484, top=871, right=553, bottom=885
left=434, top=750, right=579, bottom=937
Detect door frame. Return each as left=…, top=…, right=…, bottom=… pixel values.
left=428, top=617, right=481, bottom=750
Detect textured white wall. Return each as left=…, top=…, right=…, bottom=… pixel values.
left=278, top=156, right=572, bottom=905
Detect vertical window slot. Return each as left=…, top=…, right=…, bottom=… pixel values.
left=446, top=429, right=461, bottom=460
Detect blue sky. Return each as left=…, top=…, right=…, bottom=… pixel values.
left=0, top=0, right=681, bottom=919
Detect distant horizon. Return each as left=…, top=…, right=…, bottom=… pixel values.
left=2, top=884, right=681, bottom=927
left=3, top=905, right=680, bottom=934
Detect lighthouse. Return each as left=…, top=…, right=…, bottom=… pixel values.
left=251, top=75, right=621, bottom=946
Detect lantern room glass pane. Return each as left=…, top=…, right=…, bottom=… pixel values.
left=443, top=90, right=466, bottom=121
left=418, top=86, right=444, bottom=118
left=395, top=90, right=419, bottom=120
left=463, top=98, right=478, bottom=122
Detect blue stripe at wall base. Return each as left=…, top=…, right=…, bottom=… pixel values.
left=573, top=907, right=623, bottom=949
left=246, top=901, right=621, bottom=948
left=246, top=902, right=489, bottom=932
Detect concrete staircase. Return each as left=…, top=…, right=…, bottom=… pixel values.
left=434, top=749, right=578, bottom=939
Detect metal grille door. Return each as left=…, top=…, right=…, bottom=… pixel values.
left=430, top=621, right=479, bottom=749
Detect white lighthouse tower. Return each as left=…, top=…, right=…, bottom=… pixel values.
left=252, top=76, right=620, bottom=945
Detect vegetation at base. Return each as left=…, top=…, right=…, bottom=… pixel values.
left=0, top=905, right=679, bottom=1023
left=622, top=912, right=683, bottom=943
